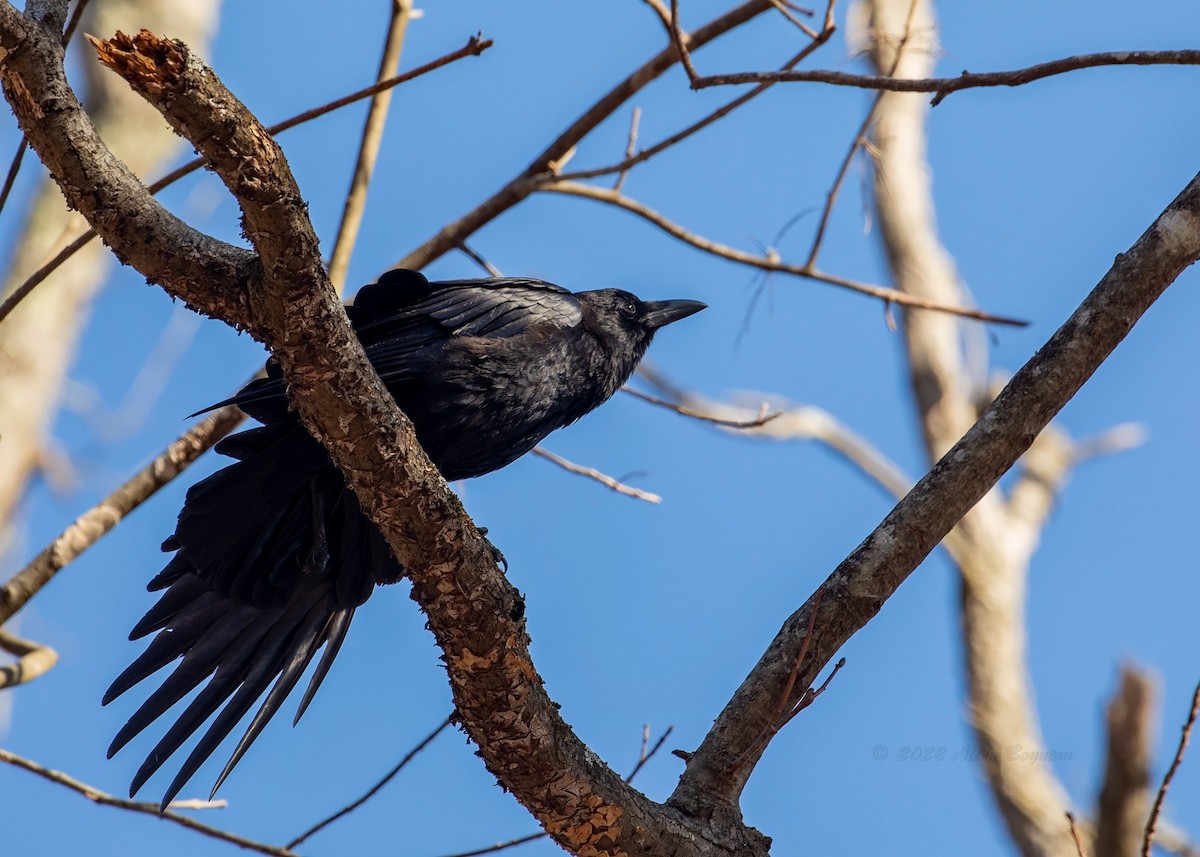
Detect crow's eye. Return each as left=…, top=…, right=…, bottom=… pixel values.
left=620, top=300, right=638, bottom=319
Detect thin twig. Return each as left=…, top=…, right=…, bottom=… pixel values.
left=553, top=21, right=836, bottom=185
left=0, top=748, right=298, bottom=857
left=730, top=589, right=823, bottom=773
left=287, top=713, right=454, bottom=850
left=0, top=34, right=492, bottom=324
left=326, top=0, right=413, bottom=294
left=806, top=0, right=919, bottom=267
left=397, top=2, right=777, bottom=271
left=532, top=447, right=661, bottom=504
left=0, top=628, right=58, bottom=688
left=633, top=367, right=913, bottom=500
left=613, top=107, right=641, bottom=193
left=542, top=181, right=1027, bottom=325
left=622, top=386, right=781, bottom=429
left=436, top=833, right=547, bottom=857
left=767, top=0, right=818, bottom=39
left=779, top=656, right=844, bottom=727
left=1071, top=423, right=1147, bottom=465
left=626, top=724, right=674, bottom=783
left=691, top=50, right=1200, bottom=105
left=1144, top=681, right=1200, bottom=857
left=669, top=0, right=701, bottom=85
left=456, top=241, right=503, bottom=277
left=0, top=142, right=27, bottom=218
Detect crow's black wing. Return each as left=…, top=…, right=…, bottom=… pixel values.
left=224, top=270, right=583, bottom=417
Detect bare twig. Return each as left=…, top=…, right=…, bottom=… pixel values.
left=436, top=832, right=547, bottom=857
left=456, top=241, right=503, bottom=277
left=0, top=230, right=96, bottom=325
left=0, top=34, right=493, bottom=325
left=0, top=748, right=298, bottom=857
left=626, top=724, right=675, bottom=783
left=553, top=25, right=836, bottom=185
left=767, top=0, right=818, bottom=39
left=0, top=142, right=26, bottom=218
left=806, top=0, right=918, bottom=267
left=533, top=447, right=662, bottom=504
left=622, top=386, right=782, bottom=429
left=287, top=713, right=454, bottom=850
left=730, top=588, right=824, bottom=772
left=779, top=656, right=844, bottom=727
left=0, top=406, right=244, bottom=626
left=633, top=368, right=913, bottom=500
left=326, top=0, right=413, bottom=293
left=397, top=0, right=777, bottom=271
left=0, top=628, right=58, bottom=688
left=691, top=50, right=1200, bottom=105
left=1144, top=682, right=1200, bottom=857
left=613, top=107, right=641, bottom=193
left=669, top=0, right=701, bottom=85
left=543, top=180, right=1026, bottom=325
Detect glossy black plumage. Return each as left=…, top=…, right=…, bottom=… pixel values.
left=105, top=268, right=705, bottom=808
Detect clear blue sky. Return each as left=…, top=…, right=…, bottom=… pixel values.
left=3, top=1, right=1198, bottom=855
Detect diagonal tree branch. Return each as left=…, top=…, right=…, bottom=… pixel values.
left=666, top=170, right=1200, bottom=817
left=0, top=747, right=298, bottom=857
left=542, top=180, right=1026, bottom=325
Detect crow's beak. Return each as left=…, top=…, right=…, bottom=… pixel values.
left=640, top=299, right=707, bottom=330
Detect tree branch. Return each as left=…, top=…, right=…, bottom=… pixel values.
left=0, top=627, right=57, bottom=687
left=667, top=170, right=1200, bottom=817
left=0, top=748, right=298, bottom=856
left=692, top=50, right=1200, bottom=105
left=542, top=180, right=1026, bottom=325
left=0, top=407, right=243, bottom=626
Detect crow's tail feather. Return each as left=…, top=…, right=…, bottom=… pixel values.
left=104, top=422, right=401, bottom=808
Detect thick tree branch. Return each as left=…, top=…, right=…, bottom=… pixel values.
left=667, top=171, right=1200, bottom=817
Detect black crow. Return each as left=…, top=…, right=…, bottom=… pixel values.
left=104, top=268, right=705, bottom=808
